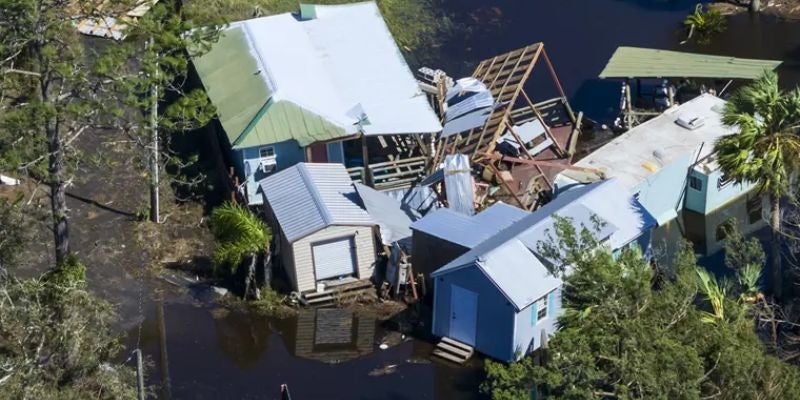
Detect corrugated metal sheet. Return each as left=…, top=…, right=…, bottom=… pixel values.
left=444, top=155, right=475, bottom=216
left=192, top=2, right=441, bottom=150
left=432, top=179, right=654, bottom=311
left=354, top=183, right=416, bottom=245
left=411, top=202, right=529, bottom=248
left=599, top=47, right=782, bottom=79
left=260, top=163, right=374, bottom=243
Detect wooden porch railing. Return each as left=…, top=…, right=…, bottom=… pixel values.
left=347, top=156, right=428, bottom=191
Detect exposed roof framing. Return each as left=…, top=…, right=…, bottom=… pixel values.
left=434, top=43, right=570, bottom=164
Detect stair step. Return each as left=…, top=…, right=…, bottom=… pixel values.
left=440, top=337, right=473, bottom=352
left=432, top=349, right=467, bottom=364
left=436, top=342, right=472, bottom=358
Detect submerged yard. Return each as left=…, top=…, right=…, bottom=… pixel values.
left=6, top=0, right=800, bottom=399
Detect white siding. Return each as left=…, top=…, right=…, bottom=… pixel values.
left=290, top=225, right=376, bottom=292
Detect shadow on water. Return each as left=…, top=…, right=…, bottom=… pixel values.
left=133, top=300, right=486, bottom=400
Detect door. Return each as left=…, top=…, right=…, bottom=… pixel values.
left=449, top=285, right=478, bottom=345
left=308, top=143, right=329, bottom=163
left=312, top=237, right=357, bottom=281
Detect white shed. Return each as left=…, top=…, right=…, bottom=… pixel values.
left=260, top=163, right=377, bottom=293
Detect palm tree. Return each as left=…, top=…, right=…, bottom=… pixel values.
left=715, top=71, right=800, bottom=298
left=210, top=202, right=272, bottom=299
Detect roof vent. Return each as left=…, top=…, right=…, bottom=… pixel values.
left=676, top=115, right=705, bottom=130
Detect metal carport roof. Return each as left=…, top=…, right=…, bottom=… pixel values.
left=599, top=47, right=782, bottom=80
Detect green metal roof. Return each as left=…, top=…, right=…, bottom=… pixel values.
left=599, top=47, right=782, bottom=80
left=192, top=27, right=349, bottom=149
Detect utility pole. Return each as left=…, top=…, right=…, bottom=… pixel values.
left=149, top=38, right=160, bottom=223
left=135, top=348, right=146, bottom=400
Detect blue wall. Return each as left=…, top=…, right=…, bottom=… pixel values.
left=513, top=288, right=561, bottom=359
left=684, top=167, right=756, bottom=215
left=237, top=140, right=305, bottom=205
left=433, top=265, right=516, bottom=361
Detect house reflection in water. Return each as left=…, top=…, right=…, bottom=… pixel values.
left=282, top=309, right=376, bottom=364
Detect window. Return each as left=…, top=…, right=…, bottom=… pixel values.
left=259, top=146, right=275, bottom=158
left=532, top=295, right=548, bottom=325
left=689, top=176, right=703, bottom=191
left=718, top=173, right=733, bottom=189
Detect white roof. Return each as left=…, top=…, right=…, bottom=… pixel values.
left=260, top=163, right=374, bottom=243
left=558, top=94, right=735, bottom=191
left=230, top=2, right=442, bottom=136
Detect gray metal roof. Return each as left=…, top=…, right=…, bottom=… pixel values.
left=354, top=183, right=417, bottom=246
left=431, top=179, right=655, bottom=311
left=410, top=202, right=529, bottom=248
left=260, top=163, right=374, bottom=243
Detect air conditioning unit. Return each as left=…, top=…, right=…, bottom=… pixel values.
left=675, top=115, right=705, bottom=130
left=259, top=157, right=277, bottom=173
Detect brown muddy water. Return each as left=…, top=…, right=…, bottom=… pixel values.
left=125, top=3, right=800, bottom=399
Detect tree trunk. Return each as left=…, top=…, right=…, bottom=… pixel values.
left=770, top=194, right=782, bottom=299
left=47, top=117, right=70, bottom=265
left=262, top=251, right=272, bottom=289
left=243, top=253, right=260, bottom=300
left=149, top=39, right=160, bottom=223
left=751, top=0, right=762, bottom=12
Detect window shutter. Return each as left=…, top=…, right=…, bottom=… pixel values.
left=547, top=291, right=556, bottom=318
left=531, top=302, right=538, bottom=326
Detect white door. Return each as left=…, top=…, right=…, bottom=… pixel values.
left=312, top=237, right=357, bottom=281
left=450, top=285, right=478, bottom=345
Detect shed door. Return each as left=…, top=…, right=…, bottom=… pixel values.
left=312, top=237, right=357, bottom=281
left=450, top=285, right=478, bottom=346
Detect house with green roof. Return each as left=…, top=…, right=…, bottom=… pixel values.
left=192, top=2, right=442, bottom=205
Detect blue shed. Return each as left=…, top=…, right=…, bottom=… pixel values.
left=430, top=179, right=656, bottom=361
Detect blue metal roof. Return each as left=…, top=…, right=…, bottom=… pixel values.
left=410, top=202, right=529, bottom=248
left=431, top=179, right=655, bottom=311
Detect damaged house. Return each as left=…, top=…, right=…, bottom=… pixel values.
left=192, top=2, right=442, bottom=205
left=418, top=179, right=656, bottom=363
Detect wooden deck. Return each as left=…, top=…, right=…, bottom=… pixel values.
left=299, top=278, right=375, bottom=306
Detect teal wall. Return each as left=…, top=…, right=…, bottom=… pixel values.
left=237, top=140, right=304, bottom=205
left=684, top=167, right=756, bottom=215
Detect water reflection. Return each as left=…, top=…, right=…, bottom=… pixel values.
left=134, top=301, right=485, bottom=399
left=280, top=309, right=376, bottom=364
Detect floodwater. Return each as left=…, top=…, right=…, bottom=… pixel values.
left=435, top=0, right=800, bottom=121
left=129, top=2, right=800, bottom=399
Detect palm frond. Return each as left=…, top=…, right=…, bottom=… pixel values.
left=210, top=202, right=272, bottom=271
left=696, top=268, right=726, bottom=323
